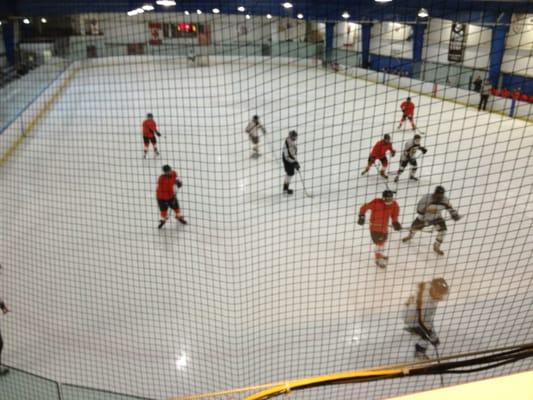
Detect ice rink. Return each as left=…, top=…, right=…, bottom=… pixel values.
left=1, top=59, right=532, bottom=399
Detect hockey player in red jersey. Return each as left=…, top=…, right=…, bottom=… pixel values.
left=361, top=134, right=396, bottom=179
left=142, top=113, right=161, bottom=159
left=156, top=165, right=187, bottom=229
left=358, top=190, right=402, bottom=268
left=398, top=97, right=416, bottom=130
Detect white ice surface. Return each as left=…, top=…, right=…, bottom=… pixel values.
left=0, top=60, right=532, bottom=399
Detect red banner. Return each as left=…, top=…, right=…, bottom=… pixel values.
left=149, top=22, right=162, bottom=45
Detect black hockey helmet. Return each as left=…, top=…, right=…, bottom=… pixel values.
left=162, top=165, right=172, bottom=173
left=430, top=277, right=449, bottom=299
left=253, top=115, right=259, bottom=121
left=406, top=96, right=412, bottom=101
left=289, top=130, right=298, bottom=139
left=383, top=134, right=391, bottom=142
left=382, top=190, right=394, bottom=201
left=434, top=185, right=445, bottom=194
left=147, top=113, right=154, bottom=119
left=414, top=134, right=421, bottom=140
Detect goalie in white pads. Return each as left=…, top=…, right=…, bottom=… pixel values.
left=394, top=134, right=427, bottom=182
left=404, top=278, right=449, bottom=360
left=402, top=186, right=461, bottom=255
left=245, top=115, right=266, bottom=157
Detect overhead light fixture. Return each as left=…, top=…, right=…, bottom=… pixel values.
left=23, top=18, right=30, bottom=24
left=375, top=0, right=393, bottom=3
left=342, top=11, right=350, bottom=19
left=237, top=6, right=245, bottom=12
left=212, top=8, right=220, bottom=14
left=184, top=10, right=190, bottom=15
left=418, top=8, right=429, bottom=18
left=142, top=4, right=155, bottom=11
left=266, top=14, right=272, bottom=19
left=282, top=2, right=293, bottom=8
left=0, top=22, right=3, bottom=26
left=297, top=13, right=303, bottom=19
left=156, top=0, right=176, bottom=6
left=41, top=18, right=47, bottom=23
left=196, top=9, right=202, bottom=14
left=246, top=14, right=251, bottom=19
left=135, top=8, right=145, bottom=14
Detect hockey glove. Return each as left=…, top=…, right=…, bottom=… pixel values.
left=294, top=162, right=301, bottom=171
left=392, top=221, right=402, bottom=231
left=176, top=180, right=183, bottom=188
left=357, top=215, right=365, bottom=226
left=156, top=131, right=162, bottom=137
left=450, top=210, right=461, bottom=221
left=391, top=150, right=396, bottom=157
left=421, top=147, right=427, bottom=154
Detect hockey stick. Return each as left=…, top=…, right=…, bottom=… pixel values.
left=373, top=162, right=396, bottom=194
left=433, top=343, right=445, bottom=387
left=297, top=169, right=313, bottom=198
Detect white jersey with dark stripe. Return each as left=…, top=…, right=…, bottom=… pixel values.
left=282, top=138, right=298, bottom=163
left=416, top=194, right=453, bottom=222
left=404, top=282, right=438, bottom=331
left=401, top=138, right=423, bottom=161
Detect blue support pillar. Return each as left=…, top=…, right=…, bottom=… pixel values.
left=325, top=22, right=335, bottom=63
left=361, top=23, right=372, bottom=69
left=489, top=14, right=510, bottom=88
left=2, top=22, right=16, bottom=66
left=412, top=23, right=426, bottom=78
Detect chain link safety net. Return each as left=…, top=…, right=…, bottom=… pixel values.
left=0, top=1, right=532, bottom=399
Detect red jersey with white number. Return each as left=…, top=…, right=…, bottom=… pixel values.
left=401, top=101, right=415, bottom=117
left=370, top=139, right=394, bottom=159
left=156, top=171, right=179, bottom=201
left=143, top=119, right=157, bottom=139
left=359, top=198, right=400, bottom=234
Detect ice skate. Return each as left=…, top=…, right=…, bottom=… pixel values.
left=394, top=175, right=400, bottom=183
left=177, top=216, right=188, bottom=225
left=409, top=175, right=418, bottom=181
left=380, top=170, right=388, bottom=180
left=402, top=233, right=413, bottom=243
left=283, top=183, right=293, bottom=195
left=154, top=150, right=160, bottom=158
left=158, top=219, right=167, bottom=229
left=415, top=349, right=430, bottom=361
left=433, top=243, right=444, bottom=256
left=361, top=167, right=369, bottom=176
left=0, top=366, right=10, bottom=376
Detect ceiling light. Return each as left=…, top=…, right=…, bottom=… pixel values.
left=375, top=0, right=393, bottom=3
left=246, top=14, right=251, bottom=19
left=23, top=18, right=30, bottom=24
left=184, top=10, right=190, bottom=15
left=41, top=18, right=47, bottom=23
left=196, top=9, right=202, bottom=14
left=418, top=8, right=429, bottom=18
left=237, top=6, right=245, bottom=12
left=142, top=4, right=155, bottom=11
left=0, top=22, right=3, bottom=26
left=135, top=8, right=144, bottom=14
left=156, top=0, right=176, bottom=6
left=342, top=11, right=350, bottom=19
left=266, top=14, right=272, bottom=19
left=212, top=8, right=220, bottom=14
left=282, top=2, right=293, bottom=8
left=297, top=13, right=303, bottom=19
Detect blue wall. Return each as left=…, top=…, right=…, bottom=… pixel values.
left=502, top=74, right=533, bottom=96
left=370, top=55, right=413, bottom=76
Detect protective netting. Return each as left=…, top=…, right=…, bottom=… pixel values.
left=0, top=2, right=532, bottom=400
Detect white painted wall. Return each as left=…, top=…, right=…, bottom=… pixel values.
left=334, top=22, right=362, bottom=52
left=507, top=14, right=533, bottom=50
left=370, top=22, right=412, bottom=58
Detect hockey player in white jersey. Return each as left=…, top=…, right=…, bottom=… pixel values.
left=404, top=278, right=449, bottom=359
left=402, top=186, right=461, bottom=255
left=245, top=115, right=266, bottom=158
left=282, top=130, right=300, bottom=195
left=394, top=134, right=427, bottom=183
